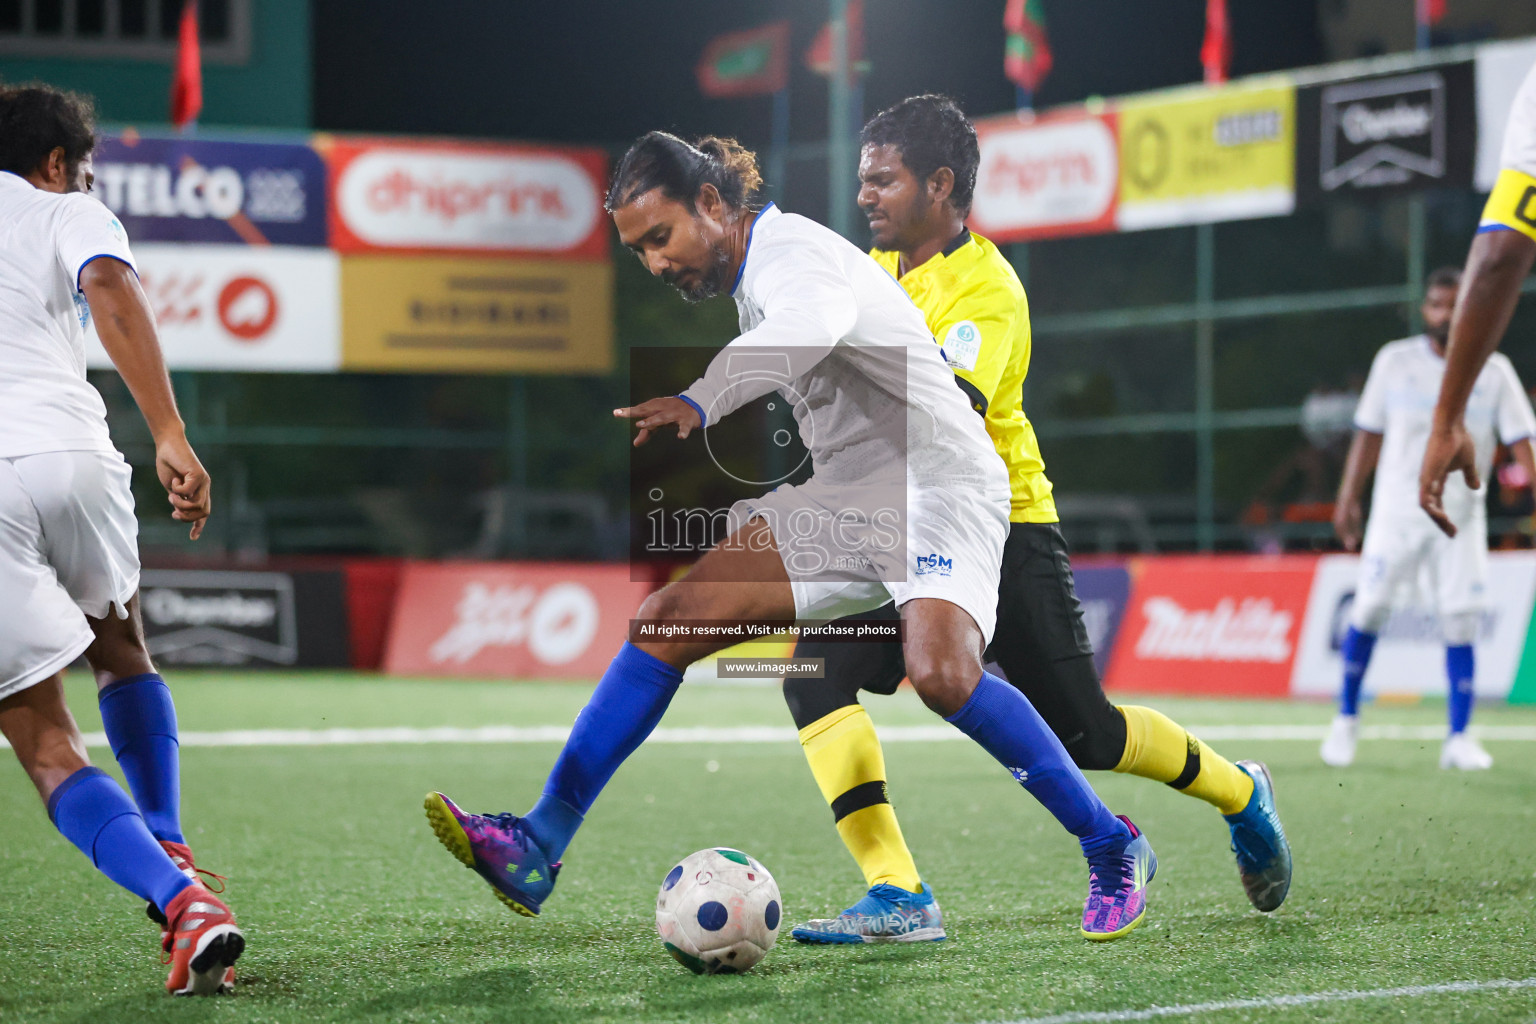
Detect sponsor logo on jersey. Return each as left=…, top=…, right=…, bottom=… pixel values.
left=1134, top=596, right=1294, bottom=663
left=916, top=553, right=953, bottom=577
left=942, top=320, right=982, bottom=371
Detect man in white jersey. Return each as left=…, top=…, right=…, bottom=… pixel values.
left=0, top=83, right=242, bottom=994
left=1422, top=61, right=1536, bottom=528
left=425, top=132, right=1158, bottom=943
left=1328, top=268, right=1536, bottom=770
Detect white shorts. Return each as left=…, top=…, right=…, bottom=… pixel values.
left=0, top=450, right=140, bottom=702
left=731, top=472, right=1008, bottom=644
left=1352, top=512, right=1487, bottom=624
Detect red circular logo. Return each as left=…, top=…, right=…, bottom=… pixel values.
left=217, top=276, right=278, bottom=341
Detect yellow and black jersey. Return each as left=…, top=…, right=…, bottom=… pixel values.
left=872, top=229, right=1057, bottom=524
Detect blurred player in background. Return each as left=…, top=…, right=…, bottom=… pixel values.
left=1329, top=268, right=1536, bottom=770
left=427, top=131, right=1158, bottom=942
left=1421, top=61, right=1536, bottom=529
left=784, top=96, right=1290, bottom=946
left=0, top=84, right=242, bottom=995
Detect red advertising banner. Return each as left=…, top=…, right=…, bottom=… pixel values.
left=320, top=137, right=610, bottom=260
left=1104, top=555, right=1317, bottom=697
left=383, top=562, right=654, bottom=679
left=969, top=109, right=1119, bottom=242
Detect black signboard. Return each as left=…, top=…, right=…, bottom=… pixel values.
left=1295, top=60, right=1476, bottom=204
left=138, top=570, right=349, bottom=668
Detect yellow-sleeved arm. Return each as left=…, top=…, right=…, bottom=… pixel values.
left=1480, top=167, right=1536, bottom=243
left=931, top=285, right=1019, bottom=415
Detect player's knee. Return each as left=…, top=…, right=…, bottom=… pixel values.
left=1350, top=600, right=1391, bottom=634
left=783, top=672, right=859, bottom=731
left=906, top=649, right=982, bottom=718
left=85, top=613, right=153, bottom=686
left=1442, top=610, right=1480, bottom=647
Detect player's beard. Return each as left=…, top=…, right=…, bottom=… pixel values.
left=664, top=242, right=733, bottom=304
left=1427, top=320, right=1450, bottom=345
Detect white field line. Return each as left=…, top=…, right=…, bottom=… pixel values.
left=989, top=977, right=1536, bottom=1024
left=3, top=723, right=1535, bottom=750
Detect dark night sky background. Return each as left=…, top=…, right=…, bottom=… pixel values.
left=313, top=1, right=1324, bottom=149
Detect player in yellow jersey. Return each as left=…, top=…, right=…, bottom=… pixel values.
left=786, top=96, right=1292, bottom=944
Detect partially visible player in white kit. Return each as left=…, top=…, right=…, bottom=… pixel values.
left=1421, top=60, right=1536, bottom=529
left=1328, top=267, right=1536, bottom=771
left=0, top=83, right=243, bottom=994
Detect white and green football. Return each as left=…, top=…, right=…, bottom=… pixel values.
left=655, top=847, right=781, bottom=975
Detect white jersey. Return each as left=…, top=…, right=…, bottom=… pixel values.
left=0, top=170, right=135, bottom=459
left=680, top=204, right=1000, bottom=489
left=1355, top=336, right=1536, bottom=526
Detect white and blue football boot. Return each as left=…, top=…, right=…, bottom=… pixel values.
left=791, top=882, right=945, bottom=944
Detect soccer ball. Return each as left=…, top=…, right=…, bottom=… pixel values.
left=655, top=847, right=781, bottom=975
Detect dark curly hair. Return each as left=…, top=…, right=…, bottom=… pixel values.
left=606, top=131, right=763, bottom=214
left=1426, top=266, right=1462, bottom=291
left=860, top=94, right=978, bottom=217
left=0, top=82, right=98, bottom=179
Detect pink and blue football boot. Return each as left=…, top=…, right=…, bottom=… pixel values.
left=424, top=792, right=559, bottom=917
left=1080, top=815, right=1156, bottom=940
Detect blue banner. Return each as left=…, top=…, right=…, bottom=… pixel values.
left=94, top=135, right=328, bottom=247
left=1073, top=565, right=1132, bottom=677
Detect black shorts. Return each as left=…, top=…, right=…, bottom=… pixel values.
left=787, top=522, right=1126, bottom=769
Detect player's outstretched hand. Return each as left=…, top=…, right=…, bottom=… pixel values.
left=1419, top=420, right=1479, bottom=538
left=155, top=434, right=212, bottom=540
left=615, top=397, right=702, bottom=447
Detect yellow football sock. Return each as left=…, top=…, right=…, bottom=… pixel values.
left=1115, top=705, right=1254, bottom=816
left=799, top=704, right=922, bottom=892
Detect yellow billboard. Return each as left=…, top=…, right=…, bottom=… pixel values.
left=1117, top=78, right=1296, bottom=231
left=340, top=256, right=614, bottom=374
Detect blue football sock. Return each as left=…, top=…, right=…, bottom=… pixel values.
left=525, top=643, right=683, bottom=862
left=1447, top=645, right=1474, bottom=734
left=48, top=767, right=192, bottom=914
left=945, top=672, right=1129, bottom=858
left=1339, top=627, right=1376, bottom=717
left=98, top=673, right=184, bottom=844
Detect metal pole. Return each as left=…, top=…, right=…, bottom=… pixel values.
left=1407, top=194, right=1427, bottom=333
left=768, top=86, right=790, bottom=203
left=828, top=0, right=854, bottom=238
left=1195, top=222, right=1217, bottom=552
left=507, top=376, right=528, bottom=552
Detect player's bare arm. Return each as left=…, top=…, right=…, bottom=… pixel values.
left=1332, top=429, right=1382, bottom=552
left=614, top=397, right=702, bottom=446
left=80, top=258, right=211, bottom=540
left=1421, top=228, right=1536, bottom=535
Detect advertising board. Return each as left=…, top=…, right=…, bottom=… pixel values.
left=970, top=110, right=1119, bottom=241
left=383, top=562, right=654, bottom=679
left=1116, top=79, right=1296, bottom=230
left=85, top=244, right=340, bottom=372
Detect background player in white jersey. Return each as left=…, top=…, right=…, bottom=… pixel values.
left=1422, top=61, right=1536, bottom=527
left=1329, top=268, right=1536, bottom=771
left=0, top=83, right=242, bottom=994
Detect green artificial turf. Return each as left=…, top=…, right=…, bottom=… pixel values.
left=2, top=672, right=1534, bottom=1023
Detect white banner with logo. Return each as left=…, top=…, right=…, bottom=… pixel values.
left=1475, top=38, right=1536, bottom=191
left=86, top=244, right=341, bottom=372
left=1290, top=552, right=1536, bottom=698
left=970, top=112, right=1119, bottom=241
